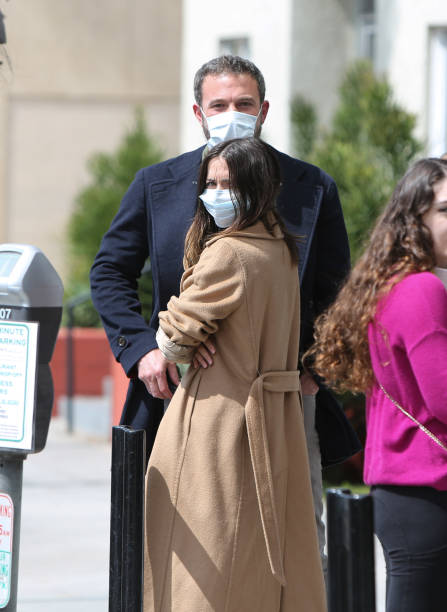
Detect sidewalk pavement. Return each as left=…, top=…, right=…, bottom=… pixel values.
left=18, top=417, right=110, bottom=611
left=14, top=416, right=386, bottom=611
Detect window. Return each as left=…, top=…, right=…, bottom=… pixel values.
left=428, top=29, right=447, bottom=156
left=219, top=37, right=251, bottom=59
left=357, top=0, right=376, bottom=61
left=359, top=0, right=375, bottom=13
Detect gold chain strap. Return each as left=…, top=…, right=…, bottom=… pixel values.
left=379, top=383, right=447, bottom=452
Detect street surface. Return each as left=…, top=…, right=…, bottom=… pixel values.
left=15, top=417, right=385, bottom=611
left=18, top=418, right=110, bottom=611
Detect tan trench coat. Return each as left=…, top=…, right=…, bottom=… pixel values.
left=144, top=221, right=326, bottom=612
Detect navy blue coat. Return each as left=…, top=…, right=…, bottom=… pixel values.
left=90, top=145, right=361, bottom=463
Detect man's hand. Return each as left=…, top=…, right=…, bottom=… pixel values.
left=137, top=349, right=180, bottom=399
left=192, top=339, right=216, bottom=369
left=300, top=370, right=319, bottom=396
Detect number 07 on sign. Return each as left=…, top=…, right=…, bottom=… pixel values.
left=0, top=494, right=13, bottom=608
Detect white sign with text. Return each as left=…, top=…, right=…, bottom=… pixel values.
left=0, top=321, right=38, bottom=451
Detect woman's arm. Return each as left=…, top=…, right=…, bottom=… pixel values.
left=406, top=329, right=447, bottom=425
left=389, top=274, right=447, bottom=425
left=157, top=240, right=244, bottom=363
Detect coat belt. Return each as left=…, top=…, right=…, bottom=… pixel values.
left=244, top=370, right=301, bottom=587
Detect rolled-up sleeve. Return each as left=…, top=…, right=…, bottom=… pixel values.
left=157, top=240, right=244, bottom=362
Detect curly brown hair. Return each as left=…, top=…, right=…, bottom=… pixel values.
left=305, top=157, right=447, bottom=394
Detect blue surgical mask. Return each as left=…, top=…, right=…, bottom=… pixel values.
left=199, top=189, right=238, bottom=228
left=202, top=109, right=261, bottom=148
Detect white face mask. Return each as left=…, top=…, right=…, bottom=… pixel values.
left=199, top=188, right=238, bottom=228
left=201, top=109, right=261, bottom=148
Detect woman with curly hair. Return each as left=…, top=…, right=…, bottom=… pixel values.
left=306, top=158, right=447, bottom=612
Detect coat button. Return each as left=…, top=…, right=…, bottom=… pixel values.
left=117, top=336, right=127, bottom=348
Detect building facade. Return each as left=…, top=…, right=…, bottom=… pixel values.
left=0, top=0, right=182, bottom=277
left=375, top=0, right=447, bottom=156
left=182, top=0, right=447, bottom=157
left=2, top=0, right=447, bottom=280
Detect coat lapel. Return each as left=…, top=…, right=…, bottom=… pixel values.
left=276, top=154, right=323, bottom=281
left=149, top=148, right=203, bottom=299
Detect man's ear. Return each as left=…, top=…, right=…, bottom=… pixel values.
left=193, top=104, right=203, bottom=125
left=260, top=100, right=270, bottom=124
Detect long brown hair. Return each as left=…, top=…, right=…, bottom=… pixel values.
left=184, top=137, right=298, bottom=268
left=305, top=157, right=447, bottom=393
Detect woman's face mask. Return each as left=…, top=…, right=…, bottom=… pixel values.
left=199, top=188, right=237, bottom=228
left=200, top=156, right=250, bottom=228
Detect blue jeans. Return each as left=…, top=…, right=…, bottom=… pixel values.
left=372, top=485, right=447, bottom=612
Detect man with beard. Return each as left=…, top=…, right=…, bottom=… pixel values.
left=90, top=55, right=360, bottom=574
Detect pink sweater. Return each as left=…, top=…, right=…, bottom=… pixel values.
left=364, top=272, right=447, bottom=490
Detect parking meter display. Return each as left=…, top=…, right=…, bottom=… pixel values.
left=0, top=252, right=20, bottom=278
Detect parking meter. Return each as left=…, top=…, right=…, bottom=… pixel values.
left=0, top=243, right=63, bottom=610
left=0, top=244, right=63, bottom=454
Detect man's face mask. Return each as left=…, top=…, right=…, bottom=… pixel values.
left=201, top=108, right=262, bottom=148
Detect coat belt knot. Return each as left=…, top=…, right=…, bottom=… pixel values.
left=245, top=370, right=301, bottom=587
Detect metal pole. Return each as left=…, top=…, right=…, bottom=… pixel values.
left=109, top=426, right=146, bottom=612
left=66, top=306, right=74, bottom=434
left=0, top=454, right=26, bottom=611
left=327, top=488, right=376, bottom=612
left=64, top=291, right=90, bottom=435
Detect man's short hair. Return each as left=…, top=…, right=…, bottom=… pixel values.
left=194, top=55, right=266, bottom=107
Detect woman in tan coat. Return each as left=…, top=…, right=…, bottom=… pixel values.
left=144, top=138, right=326, bottom=612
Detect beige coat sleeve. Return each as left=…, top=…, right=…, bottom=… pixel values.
left=157, top=240, right=244, bottom=363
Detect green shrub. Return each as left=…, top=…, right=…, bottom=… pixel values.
left=291, top=61, right=423, bottom=483
left=65, top=108, right=163, bottom=326
left=291, top=60, right=422, bottom=262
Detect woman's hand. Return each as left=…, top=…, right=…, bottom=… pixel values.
left=192, top=339, right=216, bottom=369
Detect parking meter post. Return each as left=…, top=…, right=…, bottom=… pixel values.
left=0, top=244, right=63, bottom=611
left=327, top=489, right=376, bottom=612
left=0, top=455, right=24, bottom=611
left=109, top=426, right=146, bottom=612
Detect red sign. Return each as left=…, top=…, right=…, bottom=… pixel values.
left=0, top=493, right=13, bottom=608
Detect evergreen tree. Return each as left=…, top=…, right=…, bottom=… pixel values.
left=291, top=61, right=422, bottom=261
left=290, top=94, right=317, bottom=159
left=66, top=108, right=163, bottom=325
left=291, top=62, right=423, bottom=483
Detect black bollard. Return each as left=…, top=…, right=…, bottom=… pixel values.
left=326, top=488, right=376, bottom=612
left=109, top=426, right=146, bottom=612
